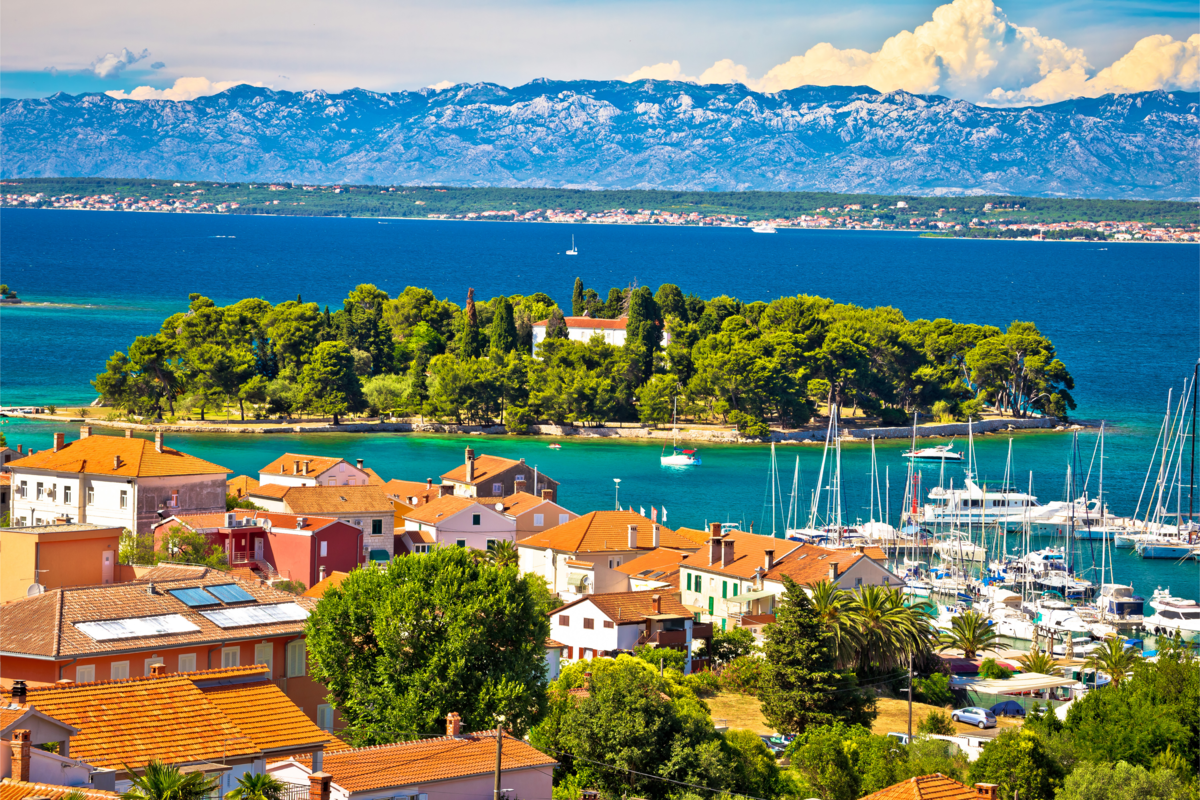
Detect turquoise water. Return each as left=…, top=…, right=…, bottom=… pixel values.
left=1, top=209, right=1197, bottom=601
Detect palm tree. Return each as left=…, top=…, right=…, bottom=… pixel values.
left=485, top=540, right=519, bottom=568
left=225, top=772, right=288, bottom=800
left=846, top=585, right=924, bottom=671
left=936, top=610, right=999, bottom=660
left=807, top=580, right=860, bottom=667
left=122, top=760, right=216, bottom=800
left=1016, top=647, right=1062, bottom=676
left=1082, top=638, right=1143, bottom=687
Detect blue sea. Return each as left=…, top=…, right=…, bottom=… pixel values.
left=1, top=209, right=1198, bottom=601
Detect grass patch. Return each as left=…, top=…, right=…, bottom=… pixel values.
left=706, top=691, right=773, bottom=734
left=872, top=697, right=1023, bottom=737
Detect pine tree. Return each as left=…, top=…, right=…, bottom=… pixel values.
left=297, top=341, right=365, bottom=425
left=624, top=285, right=662, bottom=384
left=490, top=297, right=518, bottom=356
left=571, top=277, right=584, bottom=316
left=460, top=287, right=483, bottom=358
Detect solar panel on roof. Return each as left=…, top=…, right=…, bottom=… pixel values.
left=200, top=602, right=309, bottom=629
left=169, top=587, right=220, bottom=606
left=206, top=584, right=256, bottom=604
left=76, top=614, right=201, bottom=641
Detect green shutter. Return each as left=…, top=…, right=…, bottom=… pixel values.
left=686, top=573, right=692, bottom=591
left=708, top=597, right=714, bottom=614
left=722, top=581, right=727, bottom=599
left=732, top=584, right=738, bottom=597
left=721, top=618, right=727, bottom=631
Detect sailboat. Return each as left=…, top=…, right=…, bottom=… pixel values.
left=565, top=236, right=578, bottom=255
left=661, top=397, right=700, bottom=466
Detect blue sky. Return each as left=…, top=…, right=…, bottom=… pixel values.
left=1, top=0, right=1196, bottom=104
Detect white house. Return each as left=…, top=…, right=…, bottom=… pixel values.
left=8, top=429, right=229, bottom=533
left=247, top=484, right=396, bottom=559
left=398, top=494, right=515, bottom=552
left=258, top=454, right=371, bottom=488
left=530, top=316, right=628, bottom=354
left=548, top=590, right=705, bottom=670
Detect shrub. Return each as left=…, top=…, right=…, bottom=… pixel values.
left=931, top=400, right=958, bottom=423
left=633, top=644, right=688, bottom=673
left=913, top=673, right=954, bottom=707
left=728, top=410, right=770, bottom=438
left=273, top=579, right=307, bottom=595
left=45, top=404, right=57, bottom=415
left=682, top=670, right=721, bottom=697
left=79, top=408, right=89, bottom=418
left=720, top=655, right=765, bottom=696
left=918, top=709, right=956, bottom=735
left=878, top=407, right=909, bottom=426
left=505, top=405, right=535, bottom=434
left=959, top=398, right=985, bottom=421
left=979, top=658, right=1013, bottom=680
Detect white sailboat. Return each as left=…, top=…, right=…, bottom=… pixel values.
left=903, top=441, right=964, bottom=461
left=751, top=224, right=777, bottom=233
left=565, top=235, right=578, bottom=255
left=660, top=397, right=700, bottom=466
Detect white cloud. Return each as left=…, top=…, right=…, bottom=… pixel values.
left=620, top=0, right=1200, bottom=104
left=91, top=47, right=149, bottom=78
left=105, top=76, right=257, bottom=101
left=426, top=80, right=455, bottom=91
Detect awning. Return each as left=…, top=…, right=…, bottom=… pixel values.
left=952, top=671, right=1077, bottom=694
left=567, top=573, right=588, bottom=588
left=727, top=589, right=776, bottom=605
left=645, top=613, right=691, bottom=620
left=369, top=549, right=391, bottom=562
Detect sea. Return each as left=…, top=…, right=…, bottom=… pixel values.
left=1, top=208, right=1198, bottom=603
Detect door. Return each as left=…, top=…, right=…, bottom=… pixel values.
left=102, top=551, right=114, bottom=584
left=254, top=537, right=264, bottom=560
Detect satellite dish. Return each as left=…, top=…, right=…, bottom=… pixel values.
left=494, top=502, right=504, bottom=511
left=27, top=583, right=45, bottom=596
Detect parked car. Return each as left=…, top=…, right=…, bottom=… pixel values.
left=885, top=732, right=910, bottom=745
left=765, top=733, right=795, bottom=754
left=951, top=707, right=997, bottom=729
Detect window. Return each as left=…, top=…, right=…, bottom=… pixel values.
left=317, top=704, right=334, bottom=732
left=178, top=653, right=197, bottom=672
left=286, top=640, right=306, bottom=677
left=515, top=474, right=525, bottom=482
left=558, top=615, right=570, bottom=626
left=603, top=620, right=615, bottom=629
left=19, top=480, right=27, bottom=498
left=708, top=597, right=714, bottom=614
left=559, top=514, right=570, bottom=524
left=221, top=646, right=240, bottom=668
left=686, top=574, right=692, bottom=591
left=144, top=656, right=164, bottom=675
left=87, top=486, right=94, bottom=505
left=722, top=581, right=728, bottom=599
left=608, top=559, right=614, bottom=569
left=327, top=479, right=337, bottom=486
left=372, top=519, right=383, bottom=535
left=255, top=642, right=274, bottom=677
left=855, top=577, right=863, bottom=588
left=169, top=490, right=179, bottom=508
left=63, top=485, right=72, bottom=504
left=583, top=618, right=595, bottom=630
left=471, top=514, right=481, bottom=526
left=533, top=514, right=544, bottom=527
left=110, top=661, right=129, bottom=680
left=320, top=541, right=328, bottom=557
left=120, top=490, right=128, bottom=509
left=722, top=618, right=727, bottom=631
left=565, top=646, right=574, bottom=659
left=414, top=544, right=430, bottom=554
left=346, top=479, right=355, bottom=486
left=732, top=584, right=738, bottom=597
left=456, top=539, right=466, bottom=548
left=492, top=482, right=503, bottom=495
left=36, top=482, right=44, bottom=500
left=75, top=664, right=95, bottom=683
left=487, top=539, right=498, bottom=551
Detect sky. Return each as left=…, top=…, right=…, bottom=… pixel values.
left=1, top=0, right=1196, bottom=105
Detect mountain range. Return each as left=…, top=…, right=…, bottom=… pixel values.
left=2, top=80, right=1197, bottom=199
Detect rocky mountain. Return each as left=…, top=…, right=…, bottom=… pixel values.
left=2, top=80, right=1197, bottom=199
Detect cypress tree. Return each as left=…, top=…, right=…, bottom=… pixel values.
left=490, top=297, right=518, bottom=356
left=460, top=287, right=483, bottom=358
left=571, top=277, right=584, bottom=316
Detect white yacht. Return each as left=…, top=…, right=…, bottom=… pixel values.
left=903, top=442, right=963, bottom=461
left=751, top=224, right=777, bottom=233
left=933, top=531, right=986, bottom=563
left=1144, top=589, right=1200, bottom=642
left=923, top=479, right=1043, bottom=525
left=565, top=235, right=578, bottom=255
left=660, top=397, right=700, bottom=466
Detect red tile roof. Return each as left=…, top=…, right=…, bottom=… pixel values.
left=227, top=475, right=260, bottom=497
left=10, top=435, right=229, bottom=478
left=674, top=527, right=714, bottom=546
left=259, top=454, right=347, bottom=477
left=383, top=479, right=440, bottom=506
left=552, top=590, right=693, bottom=624
left=519, top=511, right=698, bottom=554
left=1, top=780, right=118, bottom=800
left=278, top=485, right=392, bottom=515
left=482, top=491, right=551, bottom=517
left=533, top=316, right=628, bottom=330
left=764, top=542, right=875, bottom=584
left=860, top=774, right=984, bottom=800
left=403, top=494, right=477, bottom=525
left=200, top=680, right=337, bottom=753
left=303, top=571, right=351, bottom=598
left=163, top=509, right=341, bottom=534
left=679, top=531, right=803, bottom=579
left=441, top=454, right=526, bottom=485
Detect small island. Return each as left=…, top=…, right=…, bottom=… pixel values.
left=0, top=284, right=22, bottom=304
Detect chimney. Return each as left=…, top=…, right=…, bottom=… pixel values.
left=709, top=535, right=722, bottom=566
left=10, top=680, right=27, bottom=705
left=303, top=461, right=310, bottom=475
left=53, top=432, right=65, bottom=452
left=722, top=538, right=735, bottom=568
left=297, top=517, right=306, bottom=529
left=10, top=730, right=31, bottom=782
left=710, top=522, right=722, bottom=537
left=357, top=459, right=364, bottom=470
left=764, top=549, right=775, bottom=571
left=854, top=545, right=865, bottom=555
left=16, top=444, right=23, bottom=454
left=974, top=785, right=999, bottom=800
left=155, top=431, right=165, bottom=453
left=125, top=429, right=132, bottom=438
left=652, top=594, right=661, bottom=614
left=426, top=478, right=433, bottom=489
left=465, top=448, right=475, bottom=482
left=652, top=525, right=660, bottom=548
left=308, top=773, right=332, bottom=800
left=446, top=711, right=462, bottom=737
left=828, top=563, right=838, bottom=581
left=627, top=524, right=639, bottom=549
left=293, top=460, right=301, bottom=475
left=319, top=565, right=326, bottom=581
left=542, top=488, right=554, bottom=502
left=113, top=455, right=122, bottom=469
left=515, top=478, right=527, bottom=494
left=150, top=662, right=166, bottom=677
left=80, top=426, right=93, bottom=439
left=147, top=581, right=156, bottom=595
left=439, top=484, right=454, bottom=497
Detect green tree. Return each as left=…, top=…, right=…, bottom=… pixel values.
left=122, top=760, right=216, bottom=800
left=636, top=374, right=677, bottom=425
left=1057, top=760, right=1187, bottom=800
left=459, top=288, right=484, bottom=358
left=224, top=772, right=287, bottom=800
left=1016, top=647, right=1062, bottom=676
left=654, top=283, right=687, bottom=322
left=571, top=277, right=585, bottom=316
left=237, top=375, right=270, bottom=420
left=699, top=625, right=758, bottom=666
left=937, top=610, right=999, bottom=660
left=484, top=540, right=519, bottom=568
left=1082, top=637, right=1143, bottom=687
left=967, top=728, right=1064, bottom=800
left=787, top=722, right=861, bottom=800
left=724, top=729, right=780, bottom=799
left=157, top=526, right=229, bottom=569
left=544, top=308, right=569, bottom=340
left=305, top=545, right=550, bottom=744
left=918, top=709, right=955, bottom=735
left=489, top=296, right=518, bottom=356
left=362, top=374, right=407, bottom=416
left=759, top=576, right=875, bottom=734
left=297, top=341, right=365, bottom=425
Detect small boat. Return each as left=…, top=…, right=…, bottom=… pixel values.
left=1144, top=589, right=1200, bottom=642
left=565, top=235, right=578, bottom=255
left=903, top=442, right=963, bottom=461
left=1135, top=537, right=1193, bottom=559
left=751, top=224, right=777, bottom=233
left=661, top=397, right=700, bottom=466
left=548, top=443, right=562, bottom=450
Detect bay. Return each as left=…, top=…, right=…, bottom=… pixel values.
left=1, top=208, right=1197, bottom=601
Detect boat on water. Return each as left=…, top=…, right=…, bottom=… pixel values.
left=923, top=479, right=1043, bottom=525
left=660, top=397, right=700, bottom=466
left=751, top=224, right=777, bottom=233
left=903, top=442, right=963, bottom=461
left=1144, top=588, right=1200, bottom=642
left=548, top=443, right=562, bottom=450
left=565, top=235, right=578, bottom=255
left=933, top=531, right=986, bottom=563
left=1135, top=536, right=1193, bottom=559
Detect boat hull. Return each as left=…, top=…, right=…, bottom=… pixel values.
left=660, top=455, right=701, bottom=466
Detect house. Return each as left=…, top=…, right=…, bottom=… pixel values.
left=152, top=510, right=366, bottom=588
left=399, top=494, right=515, bottom=553
left=860, top=774, right=998, bottom=800
left=0, top=781, right=118, bottom=800
left=0, top=523, right=124, bottom=604
left=440, top=449, right=559, bottom=500
left=303, top=571, right=350, bottom=599
left=484, top=491, right=577, bottom=540
left=531, top=316, right=628, bottom=352
left=268, top=712, right=556, bottom=800
left=678, top=525, right=902, bottom=630
left=15, top=664, right=341, bottom=792
left=0, top=689, right=99, bottom=790
left=247, top=485, right=395, bottom=559
left=548, top=591, right=711, bottom=670
left=381, top=478, right=440, bottom=508
left=0, top=445, right=25, bottom=471
left=8, top=429, right=229, bottom=532
left=0, top=566, right=331, bottom=724
left=517, top=511, right=700, bottom=597
left=544, top=640, right=565, bottom=682
left=227, top=475, right=260, bottom=499
left=258, top=454, right=371, bottom=488
left=614, top=548, right=691, bottom=591
left=0, top=474, right=10, bottom=521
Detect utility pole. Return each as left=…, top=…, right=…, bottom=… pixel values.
left=907, top=651, right=913, bottom=743
left=494, top=714, right=505, bottom=800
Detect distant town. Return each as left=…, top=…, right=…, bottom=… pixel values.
left=3, top=178, right=1197, bottom=242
